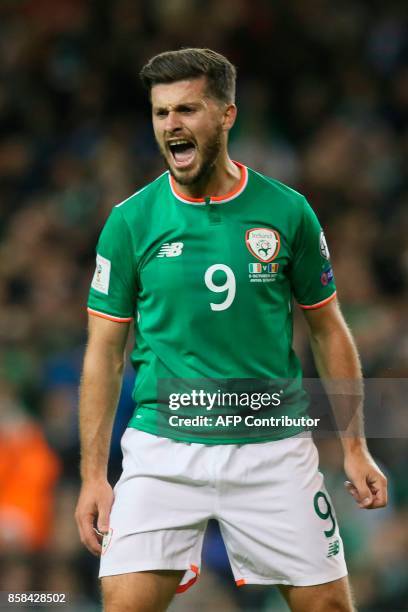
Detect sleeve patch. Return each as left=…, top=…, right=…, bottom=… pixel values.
left=91, top=254, right=111, bottom=295
left=319, top=230, right=330, bottom=260
left=320, top=266, right=334, bottom=286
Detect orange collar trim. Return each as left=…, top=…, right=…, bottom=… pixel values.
left=169, top=161, right=248, bottom=205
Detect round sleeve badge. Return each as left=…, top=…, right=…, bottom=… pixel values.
left=319, top=231, right=330, bottom=260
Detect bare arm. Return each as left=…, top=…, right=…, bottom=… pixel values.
left=303, top=298, right=387, bottom=509
left=75, top=314, right=130, bottom=554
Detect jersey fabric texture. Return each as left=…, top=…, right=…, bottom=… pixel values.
left=87, top=162, right=336, bottom=443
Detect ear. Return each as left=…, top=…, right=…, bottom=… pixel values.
left=222, top=104, right=237, bottom=132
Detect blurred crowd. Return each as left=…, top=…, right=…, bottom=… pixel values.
left=0, top=0, right=407, bottom=610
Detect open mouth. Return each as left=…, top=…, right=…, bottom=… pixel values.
left=167, top=139, right=196, bottom=168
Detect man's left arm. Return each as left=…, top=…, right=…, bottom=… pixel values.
left=303, top=299, right=388, bottom=510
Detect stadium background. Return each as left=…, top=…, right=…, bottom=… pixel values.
left=0, top=0, right=407, bottom=610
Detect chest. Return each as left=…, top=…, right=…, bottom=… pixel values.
left=136, top=205, right=294, bottom=311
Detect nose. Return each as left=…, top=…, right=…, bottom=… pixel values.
left=164, top=111, right=182, bottom=133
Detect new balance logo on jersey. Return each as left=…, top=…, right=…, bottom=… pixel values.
left=157, top=242, right=184, bottom=257
left=327, top=539, right=340, bottom=557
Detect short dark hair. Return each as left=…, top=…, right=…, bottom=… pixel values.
left=140, top=48, right=236, bottom=104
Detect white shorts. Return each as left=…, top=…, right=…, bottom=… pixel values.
left=99, top=429, right=347, bottom=592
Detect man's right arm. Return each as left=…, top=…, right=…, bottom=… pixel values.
left=75, top=314, right=130, bottom=555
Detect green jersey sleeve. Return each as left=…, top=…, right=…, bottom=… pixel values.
left=290, top=198, right=336, bottom=309
left=87, top=206, right=136, bottom=322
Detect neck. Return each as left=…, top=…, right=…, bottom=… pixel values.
left=173, top=154, right=241, bottom=200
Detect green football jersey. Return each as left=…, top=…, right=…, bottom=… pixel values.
left=87, top=162, right=336, bottom=443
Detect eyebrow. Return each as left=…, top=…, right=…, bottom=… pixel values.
left=153, top=102, right=202, bottom=113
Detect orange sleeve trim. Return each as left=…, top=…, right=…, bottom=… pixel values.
left=236, top=579, right=246, bottom=587
left=87, top=308, right=133, bottom=323
left=297, top=291, right=337, bottom=310
left=176, top=565, right=200, bottom=594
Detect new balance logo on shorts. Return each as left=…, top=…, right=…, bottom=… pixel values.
left=327, top=539, right=340, bottom=557
left=157, top=242, right=184, bottom=257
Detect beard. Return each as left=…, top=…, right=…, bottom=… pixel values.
left=158, top=124, right=223, bottom=186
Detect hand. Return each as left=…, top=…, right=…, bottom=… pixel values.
left=344, top=448, right=387, bottom=510
left=75, top=480, right=114, bottom=555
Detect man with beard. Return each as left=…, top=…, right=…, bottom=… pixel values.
left=75, top=49, right=387, bottom=612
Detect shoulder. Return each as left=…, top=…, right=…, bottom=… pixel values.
left=113, top=171, right=169, bottom=218
left=247, top=167, right=307, bottom=207
left=98, top=172, right=169, bottom=241
left=246, top=166, right=311, bottom=225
